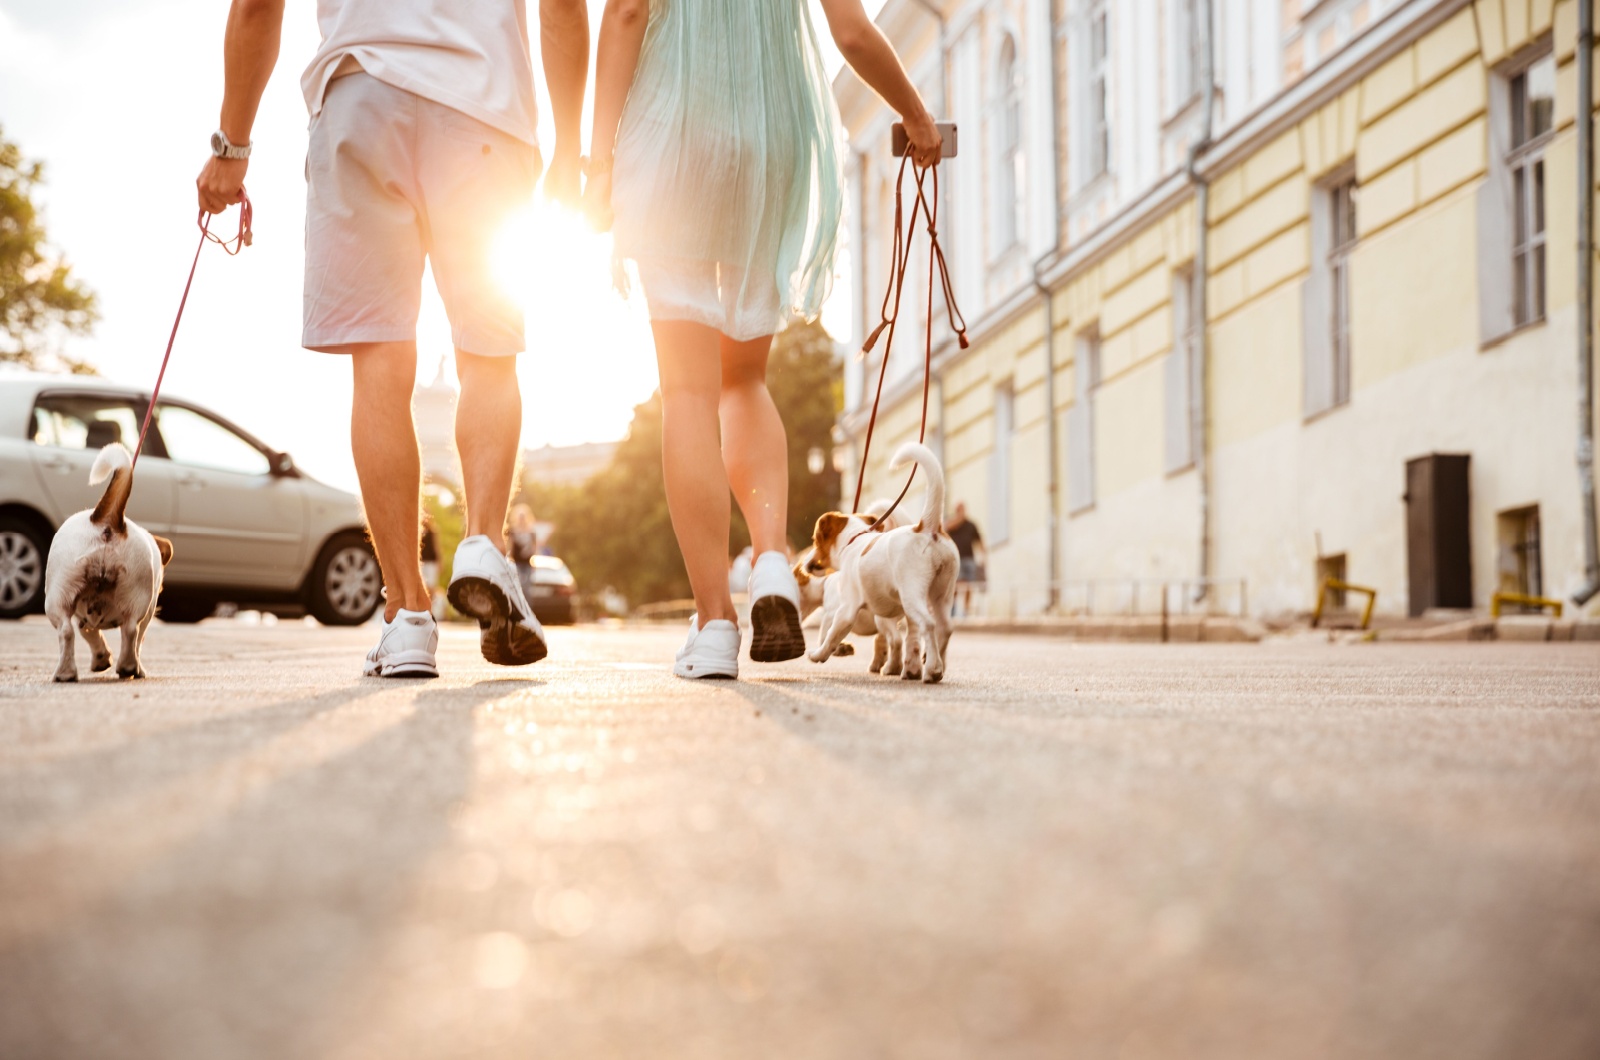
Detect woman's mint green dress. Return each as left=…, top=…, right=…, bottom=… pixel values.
left=612, top=0, right=845, bottom=342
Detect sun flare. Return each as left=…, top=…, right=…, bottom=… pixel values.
left=488, top=201, right=659, bottom=451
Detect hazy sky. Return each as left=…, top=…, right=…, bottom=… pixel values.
left=0, top=0, right=866, bottom=492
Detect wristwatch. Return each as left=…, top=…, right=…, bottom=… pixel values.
left=210, top=129, right=252, bottom=160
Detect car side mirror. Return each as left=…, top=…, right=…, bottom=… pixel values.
left=270, top=451, right=299, bottom=478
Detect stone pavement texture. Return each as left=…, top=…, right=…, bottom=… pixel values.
left=0, top=618, right=1597, bottom=1060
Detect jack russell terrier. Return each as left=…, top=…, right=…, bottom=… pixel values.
left=45, top=442, right=173, bottom=682
left=794, top=501, right=904, bottom=674
left=806, top=443, right=959, bottom=683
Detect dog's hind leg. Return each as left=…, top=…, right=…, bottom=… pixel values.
left=53, top=618, right=79, bottom=683
left=808, top=600, right=857, bottom=664
left=903, top=597, right=944, bottom=683
left=115, top=623, right=146, bottom=680
left=900, top=621, right=922, bottom=681
left=876, top=617, right=902, bottom=676
left=81, top=625, right=113, bottom=673
left=870, top=630, right=888, bottom=673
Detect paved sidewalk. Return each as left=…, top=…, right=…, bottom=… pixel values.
left=1, top=618, right=1597, bottom=1059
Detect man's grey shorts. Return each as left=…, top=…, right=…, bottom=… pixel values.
left=303, top=73, right=540, bottom=355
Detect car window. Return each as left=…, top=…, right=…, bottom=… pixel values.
left=155, top=405, right=271, bottom=476
left=30, top=393, right=142, bottom=451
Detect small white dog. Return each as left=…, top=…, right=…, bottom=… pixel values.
left=806, top=443, right=959, bottom=683
left=794, top=501, right=904, bottom=673
left=45, top=443, right=173, bottom=682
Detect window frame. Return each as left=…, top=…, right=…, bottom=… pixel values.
left=991, top=33, right=1026, bottom=258
left=1507, top=54, right=1553, bottom=328
left=1305, top=165, right=1357, bottom=420
left=1480, top=43, right=1554, bottom=347
left=1083, top=0, right=1111, bottom=185
left=1328, top=175, right=1358, bottom=409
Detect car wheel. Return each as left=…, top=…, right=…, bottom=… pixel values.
left=308, top=531, right=383, bottom=626
left=158, top=593, right=216, bottom=624
left=0, top=516, right=49, bottom=619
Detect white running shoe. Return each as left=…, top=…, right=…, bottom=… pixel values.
left=674, top=616, right=740, bottom=679
left=363, top=608, right=440, bottom=678
left=747, top=550, right=805, bottom=662
left=447, top=535, right=548, bottom=666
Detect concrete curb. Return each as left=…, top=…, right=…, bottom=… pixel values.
left=955, top=615, right=1268, bottom=642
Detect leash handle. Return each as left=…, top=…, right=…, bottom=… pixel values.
left=131, top=190, right=254, bottom=472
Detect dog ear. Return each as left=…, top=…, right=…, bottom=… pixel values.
left=810, top=512, right=849, bottom=571
left=792, top=563, right=811, bottom=587
left=152, top=535, right=174, bottom=566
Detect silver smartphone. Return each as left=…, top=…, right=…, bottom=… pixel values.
left=891, top=121, right=958, bottom=158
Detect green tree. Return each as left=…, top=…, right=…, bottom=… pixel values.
left=1, top=128, right=98, bottom=372
left=527, top=317, right=845, bottom=608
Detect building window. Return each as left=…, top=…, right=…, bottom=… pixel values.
left=992, top=34, right=1026, bottom=255
left=1068, top=328, right=1100, bottom=514
left=1169, top=0, right=1200, bottom=110
left=1328, top=176, right=1357, bottom=407
left=1306, top=169, right=1357, bottom=417
left=991, top=384, right=1014, bottom=545
left=1481, top=50, right=1554, bottom=343
left=1086, top=0, right=1110, bottom=181
left=1509, top=55, right=1553, bottom=327
left=1165, top=268, right=1196, bottom=472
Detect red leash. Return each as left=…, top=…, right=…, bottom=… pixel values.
left=850, top=156, right=968, bottom=527
left=130, top=191, right=254, bottom=471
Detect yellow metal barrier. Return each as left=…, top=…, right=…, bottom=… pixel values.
left=1490, top=591, right=1563, bottom=618
left=1312, top=577, right=1377, bottom=630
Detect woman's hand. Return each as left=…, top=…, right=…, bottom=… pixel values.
left=583, top=167, right=614, bottom=232
left=901, top=111, right=943, bottom=168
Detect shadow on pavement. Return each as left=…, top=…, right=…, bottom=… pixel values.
left=0, top=681, right=511, bottom=1060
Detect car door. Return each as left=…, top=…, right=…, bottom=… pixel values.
left=149, top=403, right=307, bottom=590
left=27, top=388, right=178, bottom=538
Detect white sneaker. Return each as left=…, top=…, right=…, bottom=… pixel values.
left=674, top=616, right=740, bottom=679
left=363, top=608, right=440, bottom=678
left=747, top=550, right=805, bottom=662
left=447, top=535, right=548, bottom=666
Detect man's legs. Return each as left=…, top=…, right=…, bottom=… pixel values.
left=350, top=341, right=430, bottom=622
left=455, top=350, right=522, bottom=551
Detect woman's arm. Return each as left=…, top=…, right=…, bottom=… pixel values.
left=583, top=0, right=650, bottom=229
left=817, top=0, right=941, bottom=166
left=540, top=0, right=590, bottom=206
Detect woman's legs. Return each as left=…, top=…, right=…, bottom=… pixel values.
left=654, top=320, right=739, bottom=625
left=719, top=332, right=787, bottom=556
left=654, top=320, right=789, bottom=629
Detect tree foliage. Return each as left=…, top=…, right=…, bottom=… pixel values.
left=526, top=317, right=845, bottom=607
left=0, top=127, right=99, bottom=372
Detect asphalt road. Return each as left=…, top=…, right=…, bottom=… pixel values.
left=1, top=617, right=1597, bottom=1060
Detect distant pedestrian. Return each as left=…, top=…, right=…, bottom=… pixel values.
left=419, top=515, right=442, bottom=619
left=508, top=504, right=539, bottom=598
left=945, top=502, right=986, bottom=616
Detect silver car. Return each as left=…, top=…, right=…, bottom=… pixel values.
left=0, top=373, right=382, bottom=625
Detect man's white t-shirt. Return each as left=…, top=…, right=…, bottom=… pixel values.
left=301, top=0, right=538, bottom=146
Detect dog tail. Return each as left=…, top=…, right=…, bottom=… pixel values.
left=89, top=443, right=133, bottom=534
left=889, top=442, right=945, bottom=536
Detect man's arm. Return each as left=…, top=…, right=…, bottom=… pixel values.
left=540, top=0, right=590, bottom=207
left=197, top=0, right=287, bottom=215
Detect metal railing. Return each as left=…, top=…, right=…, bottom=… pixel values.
left=964, top=577, right=1250, bottom=621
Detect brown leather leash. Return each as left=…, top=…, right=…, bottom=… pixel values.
left=130, top=192, right=254, bottom=473
left=849, top=155, right=968, bottom=534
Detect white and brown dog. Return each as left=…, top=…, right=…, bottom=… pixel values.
left=806, top=443, right=959, bottom=683
left=794, top=500, right=904, bottom=673
left=45, top=443, right=173, bottom=682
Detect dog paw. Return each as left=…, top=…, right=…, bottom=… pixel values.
left=807, top=651, right=827, bottom=664
left=835, top=643, right=855, bottom=657
left=91, top=655, right=112, bottom=673
left=923, top=670, right=944, bottom=684
left=53, top=671, right=78, bottom=683
left=901, top=668, right=920, bottom=681
left=116, top=666, right=145, bottom=680
left=882, top=664, right=901, bottom=676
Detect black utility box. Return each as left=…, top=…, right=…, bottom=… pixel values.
left=1404, top=453, right=1473, bottom=616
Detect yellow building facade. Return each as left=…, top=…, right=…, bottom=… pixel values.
left=835, top=0, right=1600, bottom=619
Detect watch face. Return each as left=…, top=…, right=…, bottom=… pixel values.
left=211, top=131, right=225, bottom=156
